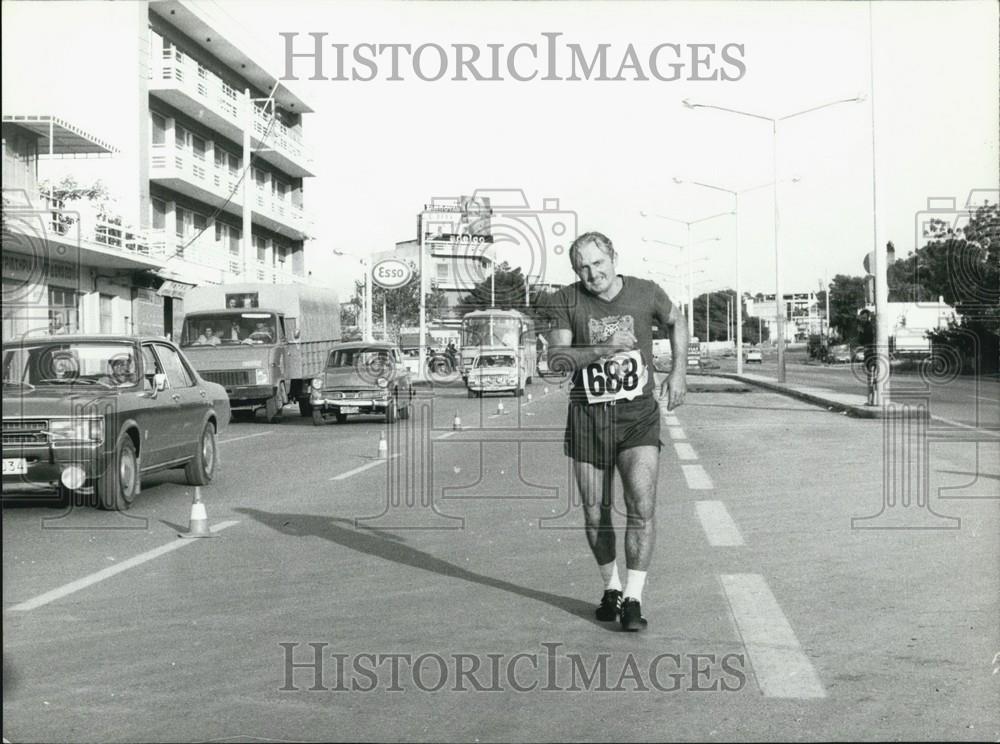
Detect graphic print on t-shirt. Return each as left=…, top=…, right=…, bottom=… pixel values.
left=588, top=314, right=635, bottom=345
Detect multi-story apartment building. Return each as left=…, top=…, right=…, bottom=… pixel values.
left=395, top=196, right=498, bottom=327
left=1, top=0, right=314, bottom=339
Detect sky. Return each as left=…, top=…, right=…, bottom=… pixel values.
left=5, top=0, right=998, bottom=304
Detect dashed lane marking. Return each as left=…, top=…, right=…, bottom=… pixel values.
left=695, top=501, right=745, bottom=546
left=720, top=573, right=826, bottom=699
left=673, top=442, right=698, bottom=460
left=682, top=464, right=714, bottom=490
left=667, top=426, right=687, bottom=440
left=10, top=521, right=241, bottom=612
left=329, top=454, right=400, bottom=481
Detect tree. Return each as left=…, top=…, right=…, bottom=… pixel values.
left=828, top=274, right=867, bottom=343
left=350, top=271, right=447, bottom=341
left=458, top=262, right=545, bottom=320
left=690, top=289, right=739, bottom=342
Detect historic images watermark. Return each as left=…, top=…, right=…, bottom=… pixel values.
left=279, top=642, right=747, bottom=694
left=280, top=33, right=746, bottom=83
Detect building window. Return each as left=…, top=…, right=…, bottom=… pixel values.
left=215, top=222, right=241, bottom=255
left=100, top=294, right=114, bottom=334
left=254, top=235, right=267, bottom=263
left=436, top=263, right=449, bottom=281
left=49, top=287, right=80, bottom=334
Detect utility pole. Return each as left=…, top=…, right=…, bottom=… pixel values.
left=705, top=291, right=710, bottom=342
left=241, top=88, right=253, bottom=279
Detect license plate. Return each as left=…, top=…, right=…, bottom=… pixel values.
left=339, top=406, right=360, bottom=414
left=2, top=458, right=27, bottom=475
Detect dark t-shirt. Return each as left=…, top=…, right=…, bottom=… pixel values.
left=544, top=276, right=675, bottom=400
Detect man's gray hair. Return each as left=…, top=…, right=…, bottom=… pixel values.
left=569, top=231, right=616, bottom=267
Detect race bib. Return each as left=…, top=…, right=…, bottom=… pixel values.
left=583, top=350, right=646, bottom=404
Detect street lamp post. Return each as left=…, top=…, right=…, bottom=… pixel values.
left=333, top=249, right=372, bottom=341
left=639, top=218, right=728, bottom=337
left=683, top=94, right=864, bottom=382
left=641, top=239, right=712, bottom=330
left=672, top=176, right=799, bottom=374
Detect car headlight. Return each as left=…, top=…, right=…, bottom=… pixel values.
left=506, top=376, right=518, bottom=385
left=255, top=368, right=268, bottom=384
left=376, top=377, right=388, bottom=388
left=49, top=417, right=104, bottom=443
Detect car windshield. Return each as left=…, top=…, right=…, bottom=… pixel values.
left=181, top=313, right=277, bottom=346
left=474, top=354, right=516, bottom=368
left=327, top=348, right=392, bottom=368
left=2, top=342, right=138, bottom=387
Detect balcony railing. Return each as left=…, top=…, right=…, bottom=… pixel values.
left=3, top=191, right=158, bottom=260
left=150, top=230, right=304, bottom=284
left=151, top=48, right=311, bottom=171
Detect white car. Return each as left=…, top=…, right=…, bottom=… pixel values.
left=744, top=348, right=763, bottom=364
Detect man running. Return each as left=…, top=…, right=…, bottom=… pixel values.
left=544, top=231, right=687, bottom=631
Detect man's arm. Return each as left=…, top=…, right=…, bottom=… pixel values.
left=659, top=302, right=688, bottom=410
left=546, top=328, right=637, bottom=374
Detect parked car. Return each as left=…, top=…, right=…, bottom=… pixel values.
left=744, top=348, right=763, bottom=364
left=309, top=342, right=412, bottom=425
left=2, top=335, right=229, bottom=510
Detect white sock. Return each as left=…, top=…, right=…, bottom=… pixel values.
left=623, top=569, right=647, bottom=602
left=599, top=560, right=622, bottom=592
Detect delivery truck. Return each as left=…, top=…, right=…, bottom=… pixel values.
left=179, top=283, right=340, bottom=421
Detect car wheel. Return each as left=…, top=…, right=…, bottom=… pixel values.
left=399, top=399, right=410, bottom=420
left=298, top=398, right=314, bottom=417
left=184, top=421, right=217, bottom=486
left=312, top=408, right=326, bottom=426
left=385, top=397, right=399, bottom=424
left=335, top=411, right=348, bottom=424
left=98, top=432, right=139, bottom=511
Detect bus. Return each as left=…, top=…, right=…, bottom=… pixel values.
left=459, top=309, right=536, bottom=395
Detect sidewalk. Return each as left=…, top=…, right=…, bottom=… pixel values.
left=709, top=371, right=906, bottom=419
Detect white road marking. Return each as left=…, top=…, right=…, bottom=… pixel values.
left=682, top=464, right=714, bottom=490
left=436, top=431, right=456, bottom=440
left=695, top=501, right=745, bottom=546
left=931, top=415, right=1000, bottom=437
left=218, top=431, right=272, bottom=444
left=10, top=521, right=240, bottom=612
left=720, top=573, right=826, bottom=699
left=673, top=442, right=698, bottom=460
left=663, top=415, right=680, bottom=426
left=330, top=454, right=400, bottom=481
left=667, top=426, right=687, bottom=440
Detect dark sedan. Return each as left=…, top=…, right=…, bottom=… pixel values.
left=2, top=335, right=229, bottom=510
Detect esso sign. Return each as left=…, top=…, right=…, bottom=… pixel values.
left=371, top=259, right=413, bottom=289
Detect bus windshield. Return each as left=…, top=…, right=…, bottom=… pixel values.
left=461, top=317, right=522, bottom=348
left=181, top=313, right=278, bottom=347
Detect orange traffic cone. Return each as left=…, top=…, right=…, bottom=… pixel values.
left=179, top=488, right=218, bottom=539
left=496, top=400, right=505, bottom=415
left=453, top=410, right=462, bottom=430
left=377, top=430, right=388, bottom=459
left=544, top=386, right=549, bottom=396
left=526, top=392, right=533, bottom=403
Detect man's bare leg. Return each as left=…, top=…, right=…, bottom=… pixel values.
left=616, top=445, right=660, bottom=571
left=572, top=459, right=616, bottom=566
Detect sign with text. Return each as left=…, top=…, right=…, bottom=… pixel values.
left=371, top=258, right=414, bottom=289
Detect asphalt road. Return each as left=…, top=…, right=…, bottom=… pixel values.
left=3, top=377, right=998, bottom=742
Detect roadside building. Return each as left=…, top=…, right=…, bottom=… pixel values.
left=2, top=0, right=316, bottom=338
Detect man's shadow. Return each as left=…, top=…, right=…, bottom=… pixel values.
left=235, top=508, right=606, bottom=628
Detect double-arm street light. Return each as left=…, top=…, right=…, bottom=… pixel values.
left=641, top=251, right=708, bottom=310
left=672, top=176, right=800, bottom=374
left=333, top=249, right=372, bottom=341
left=682, top=94, right=865, bottom=382
left=639, top=213, right=731, bottom=336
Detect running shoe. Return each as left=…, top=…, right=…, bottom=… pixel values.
left=620, top=598, right=648, bottom=632
left=595, top=589, right=623, bottom=621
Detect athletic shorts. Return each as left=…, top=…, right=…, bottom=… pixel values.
left=563, top=395, right=662, bottom=469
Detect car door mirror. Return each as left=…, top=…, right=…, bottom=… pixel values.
left=153, top=373, right=168, bottom=393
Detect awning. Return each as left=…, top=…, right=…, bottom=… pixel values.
left=1, top=115, right=117, bottom=156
